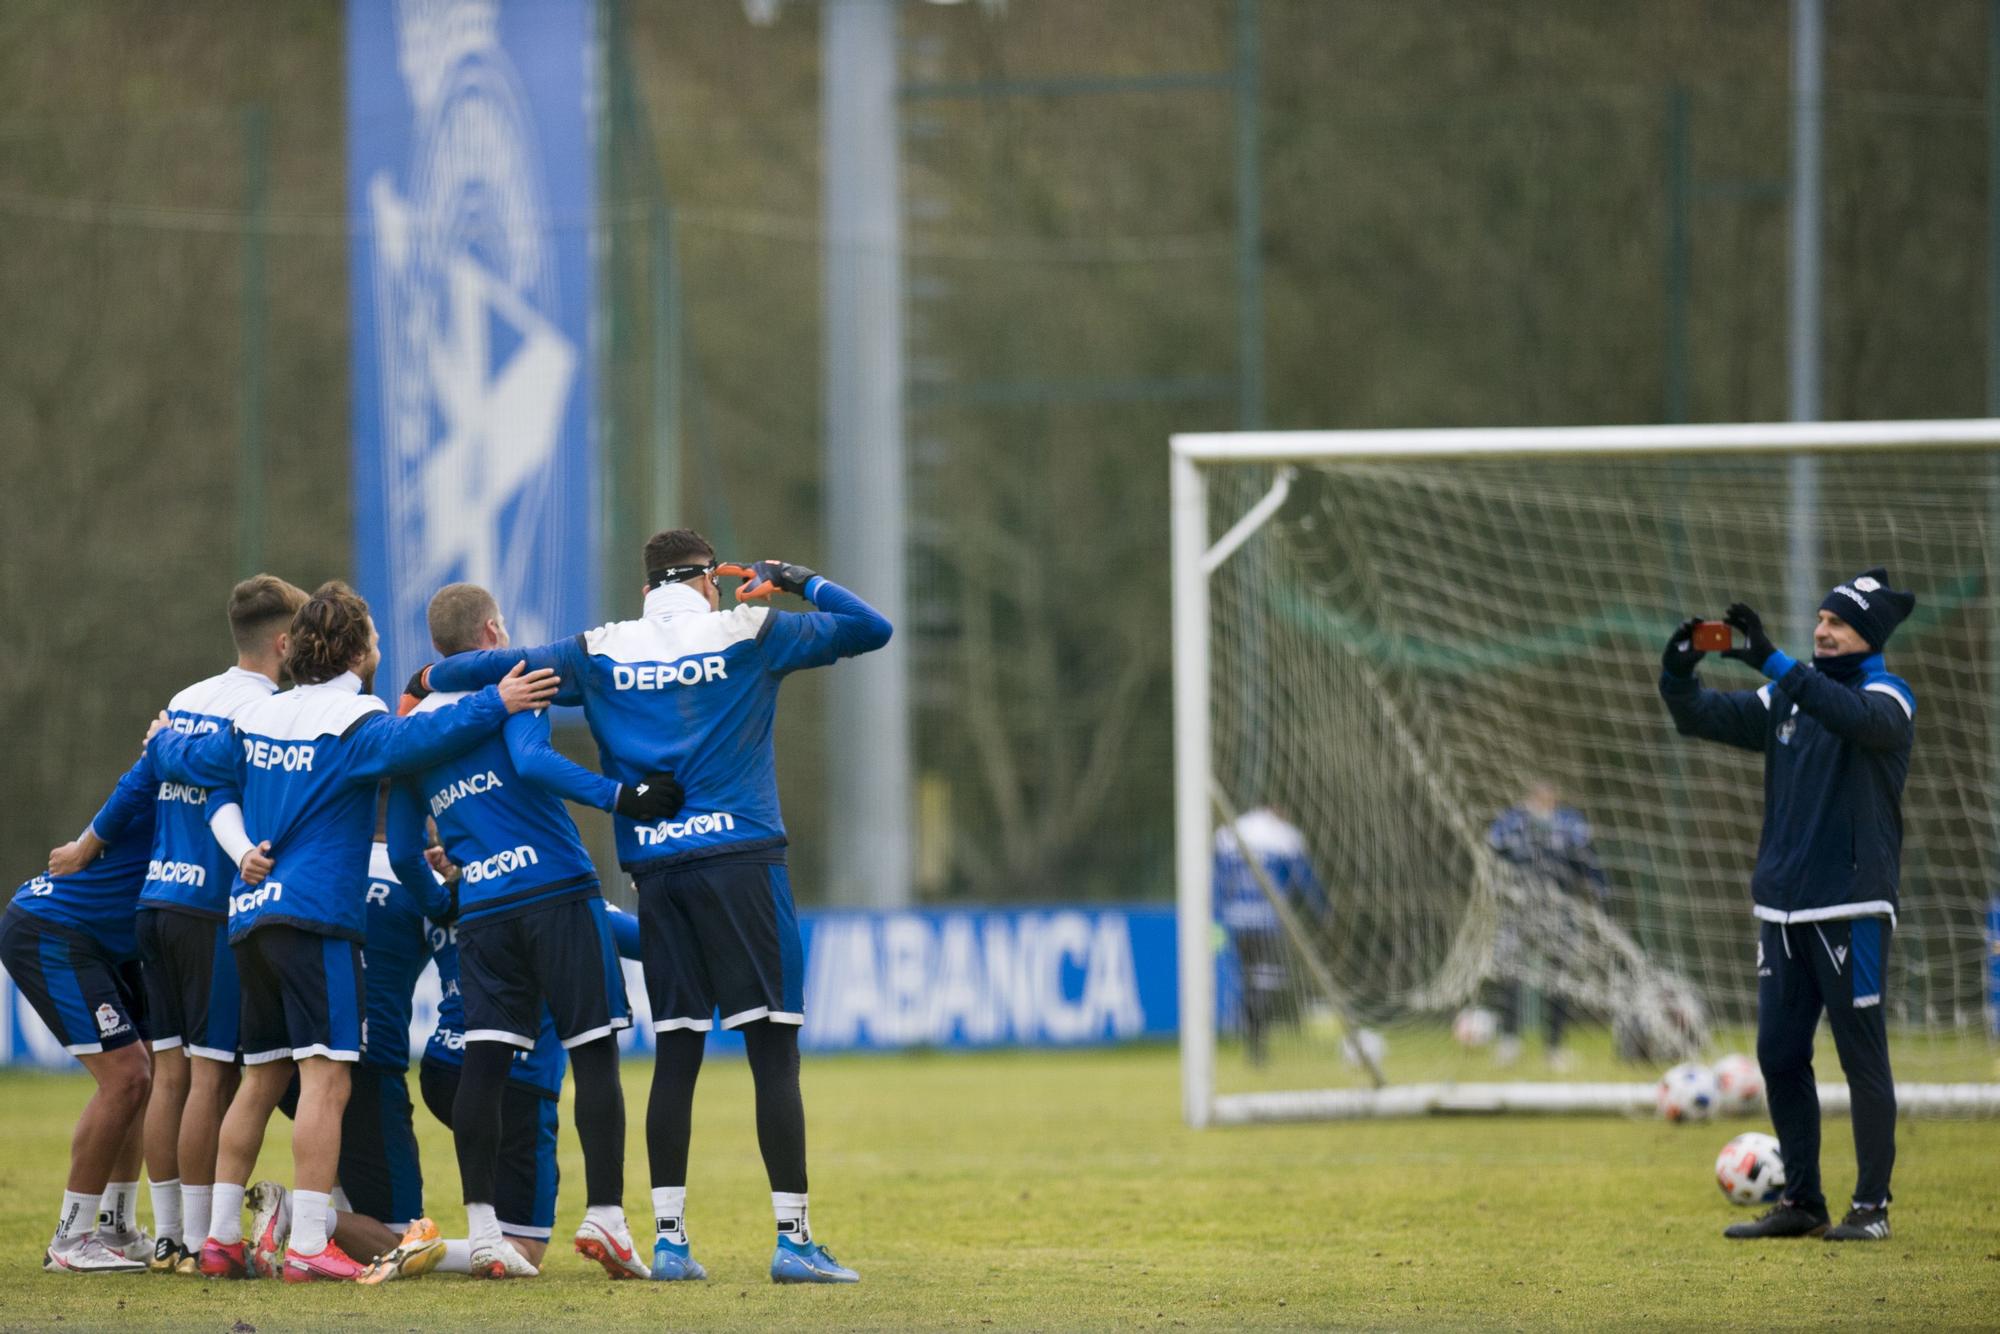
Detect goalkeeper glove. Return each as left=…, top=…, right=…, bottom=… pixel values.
left=731, top=559, right=817, bottom=601
left=1720, top=602, right=1777, bottom=671
left=399, top=667, right=433, bottom=717
left=614, top=772, right=684, bottom=823
left=1661, top=618, right=1704, bottom=678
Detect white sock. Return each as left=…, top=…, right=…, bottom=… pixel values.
left=465, top=1203, right=502, bottom=1248
left=290, top=1190, right=330, bottom=1255
left=183, top=1185, right=213, bottom=1243
left=98, top=1181, right=138, bottom=1236
left=651, top=1186, right=687, bottom=1244
left=773, top=1191, right=810, bottom=1246
left=584, top=1203, right=627, bottom=1235
left=437, top=1238, right=473, bottom=1273
left=149, top=1179, right=183, bottom=1246
left=56, top=1190, right=97, bottom=1243
left=210, top=1183, right=247, bottom=1246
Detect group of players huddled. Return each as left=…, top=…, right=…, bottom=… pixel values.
left=2, top=530, right=890, bottom=1284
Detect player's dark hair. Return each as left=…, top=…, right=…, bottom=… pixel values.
left=643, top=529, right=715, bottom=585
left=428, top=582, right=500, bottom=656
left=227, top=574, right=309, bottom=655
left=285, top=580, right=374, bottom=685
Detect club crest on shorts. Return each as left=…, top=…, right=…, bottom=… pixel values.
left=95, top=1003, right=123, bottom=1036
left=1776, top=717, right=1796, bottom=745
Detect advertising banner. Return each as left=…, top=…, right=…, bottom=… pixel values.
left=0, top=906, right=1178, bottom=1070
left=348, top=0, right=598, bottom=696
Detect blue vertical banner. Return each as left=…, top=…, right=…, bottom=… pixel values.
left=348, top=0, right=598, bottom=695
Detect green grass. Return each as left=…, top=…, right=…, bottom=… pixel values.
left=1, top=1045, right=1998, bottom=1330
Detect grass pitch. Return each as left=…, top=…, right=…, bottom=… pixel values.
left=1, top=1045, right=1997, bottom=1330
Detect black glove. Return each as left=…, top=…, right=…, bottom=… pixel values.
left=751, top=560, right=817, bottom=598
left=1661, top=618, right=1704, bottom=678
left=399, top=667, right=433, bottom=717
left=614, top=772, right=684, bottom=823
left=1720, top=602, right=1776, bottom=671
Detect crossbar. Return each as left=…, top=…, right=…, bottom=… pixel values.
left=1172, top=418, right=2000, bottom=464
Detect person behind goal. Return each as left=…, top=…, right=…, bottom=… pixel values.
left=415, top=529, right=891, bottom=1283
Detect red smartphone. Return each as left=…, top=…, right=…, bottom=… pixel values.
left=1692, top=621, right=1733, bottom=652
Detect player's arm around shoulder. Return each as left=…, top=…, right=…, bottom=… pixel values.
left=347, top=665, right=561, bottom=781
left=145, top=716, right=240, bottom=788
left=424, top=635, right=586, bottom=701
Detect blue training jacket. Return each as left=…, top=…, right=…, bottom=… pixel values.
left=146, top=671, right=511, bottom=944
left=10, top=759, right=158, bottom=961
left=130, top=666, right=274, bottom=919
left=385, top=704, right=614, bottom=927
left=361, top=842, right=452, bottom=1071
left=421, top=904, right=641, bottom=1099
left=425, top=578, right=892, bottom=873
left=1660, top=650, right=1915, bottom=923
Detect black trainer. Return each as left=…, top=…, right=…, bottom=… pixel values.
left=1723, top=1201, right=1831, bottom=1239
left=1823, top=1206, right=1890, bottom=1242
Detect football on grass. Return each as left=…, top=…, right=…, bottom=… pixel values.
left=1715, top=1131, right=1786, bottom=1205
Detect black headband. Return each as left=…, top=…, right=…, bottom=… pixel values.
left=646, top=561, right=714, bottom=589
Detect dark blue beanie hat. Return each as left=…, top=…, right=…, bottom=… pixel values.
left=1820, top=567, right=1916, bottom=650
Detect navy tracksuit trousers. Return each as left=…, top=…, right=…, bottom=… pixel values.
left=1757, top=916, right=1896, bottom=1212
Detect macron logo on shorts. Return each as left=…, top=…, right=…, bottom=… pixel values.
left=146, top=859, right=207, bottom=888
left=634, top=811, right=737, bottom=845
left=461, top=844, right=541, bottom=885
left=230, top=881, right=284, bottom=916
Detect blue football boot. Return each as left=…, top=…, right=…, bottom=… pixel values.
left=770, top=1235, right=859, bottom=1284
left=649, top=1237, right=708, bottom=1281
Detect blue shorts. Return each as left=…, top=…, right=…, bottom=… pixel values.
left=458, top=895, right=630, bottom=1051
left=419, top=1059, right=560, bottom=1239
left=233, top=925, right=363, bottom=1064
left=1, top=907, right=146, bottom=1056
left=339, top=1063, right=423, bottom=1228
left=136, top=908, right=239, bottom=1061
left=635, top=856, right=804, bottom=1033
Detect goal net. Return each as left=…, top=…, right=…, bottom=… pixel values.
left=1171, top=421, right=2000, bottom=1124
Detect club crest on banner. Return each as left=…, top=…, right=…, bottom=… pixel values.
left=350, top=0, right=597, bottom=694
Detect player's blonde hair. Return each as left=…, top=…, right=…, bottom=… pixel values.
left=427, top=582, right=500, bottom=656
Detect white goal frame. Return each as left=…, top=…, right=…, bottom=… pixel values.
left=1172, top=418, right=2000, bottom=1126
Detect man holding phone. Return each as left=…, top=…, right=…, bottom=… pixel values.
left=1657, top=569, right=1916, bottom=1243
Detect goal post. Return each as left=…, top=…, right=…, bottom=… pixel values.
left=1173, top=419, right=2000, bottom=1125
